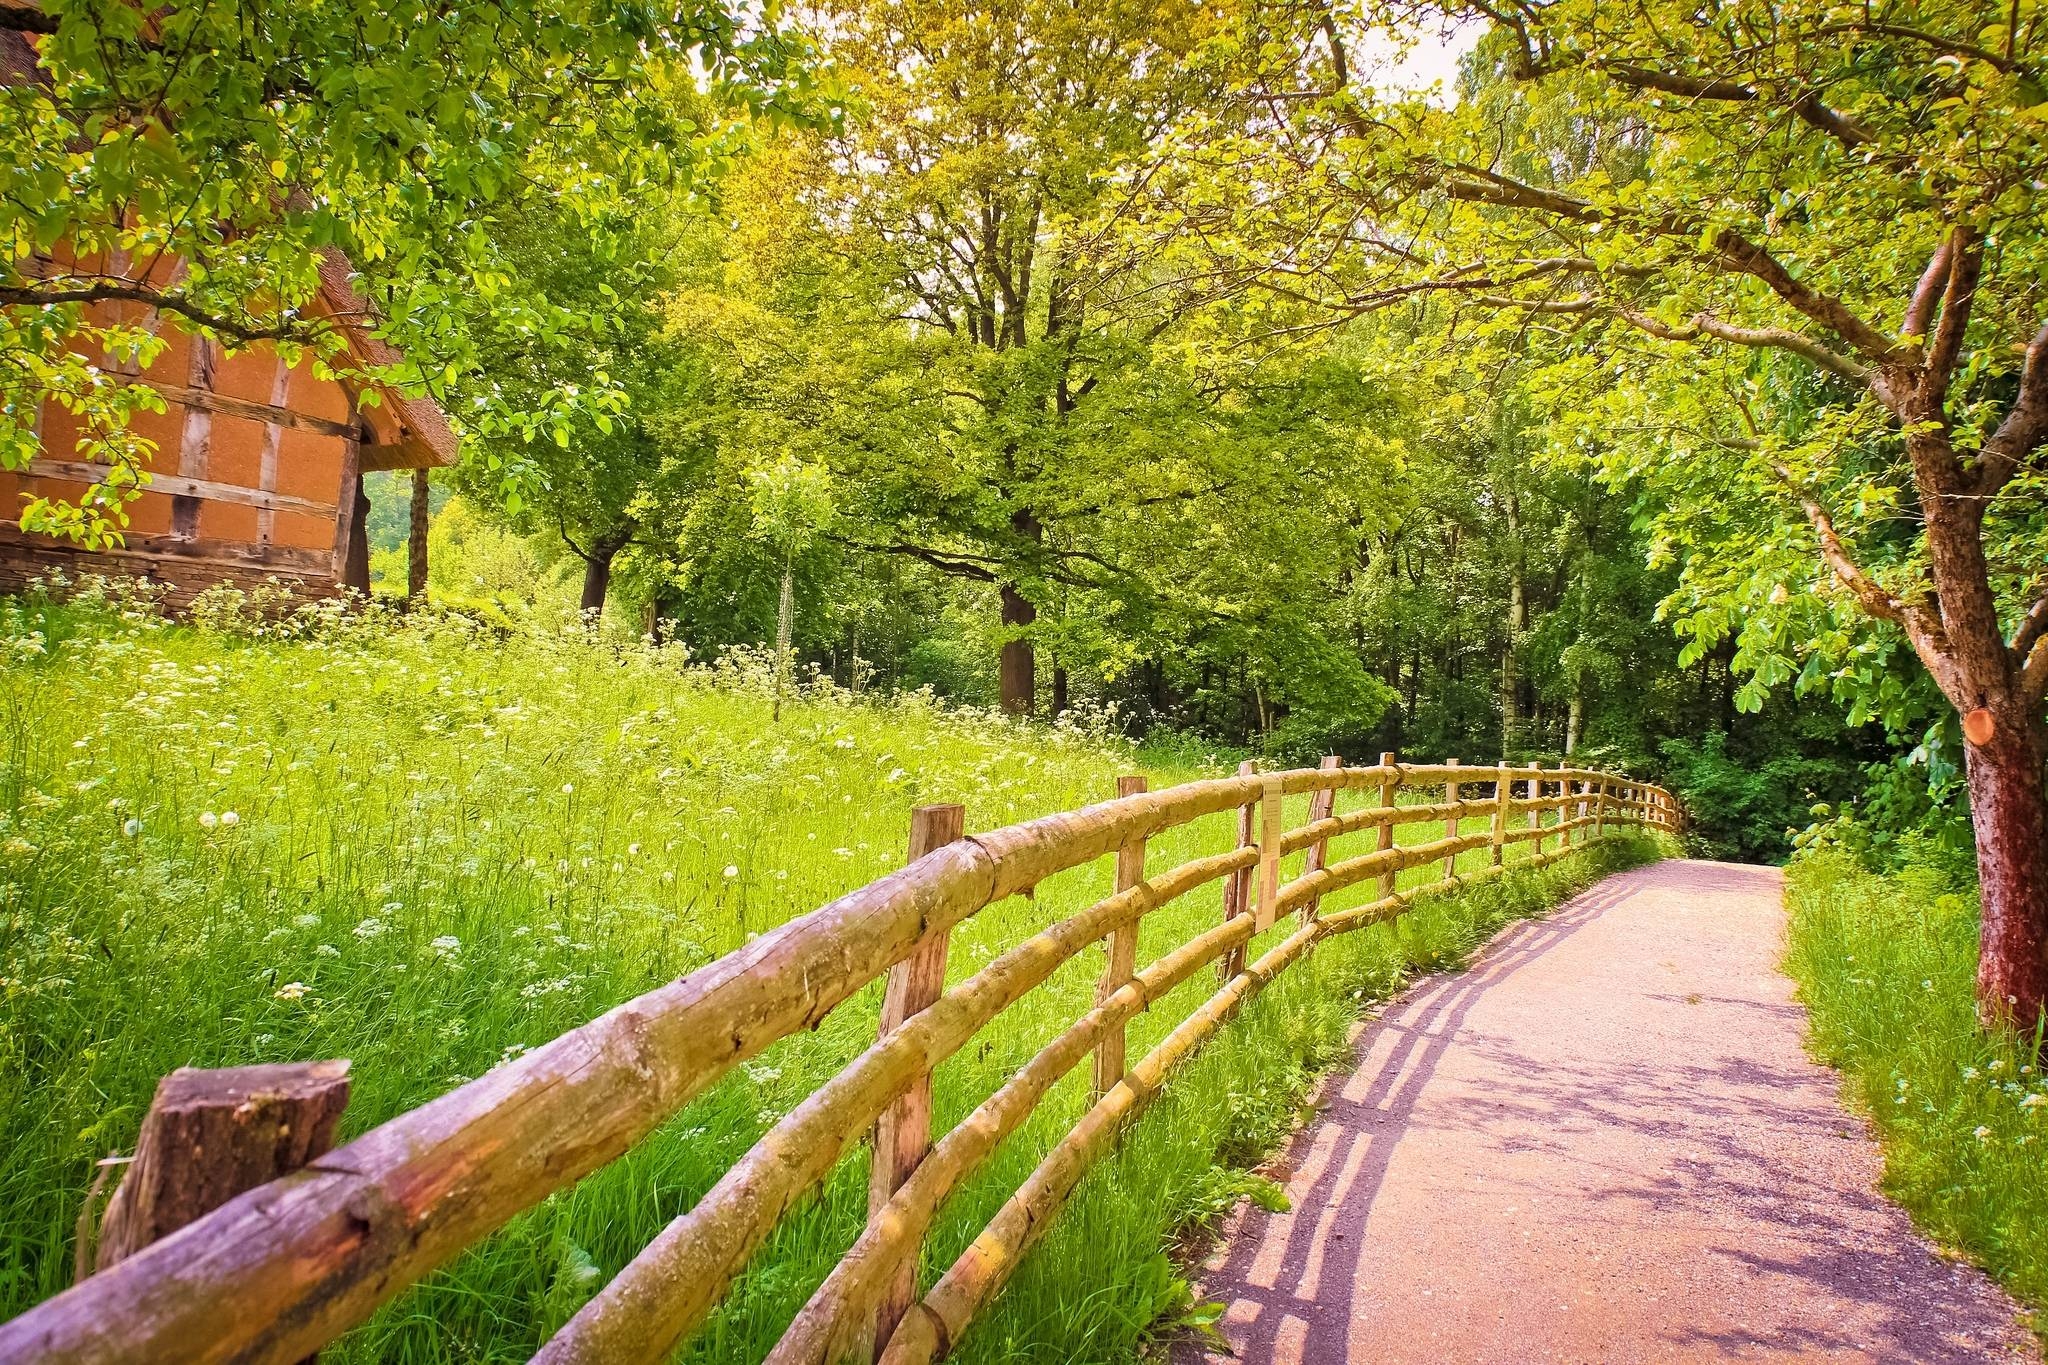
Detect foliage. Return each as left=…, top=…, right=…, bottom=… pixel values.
left=1, top=0, right=824, bottom=541
left=1784, top=850, right=2048, bottom=1313
left=1658, top=731, right=1864, bottom=863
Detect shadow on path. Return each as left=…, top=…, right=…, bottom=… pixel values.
left=1173, top=861, right=2035, bottom=1365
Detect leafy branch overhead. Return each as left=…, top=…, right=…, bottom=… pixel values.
left=0, top=0, right=831, bottom=541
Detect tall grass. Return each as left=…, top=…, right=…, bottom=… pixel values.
left=0, top=582, right=1655, bottom=1361
left=1784, top=850, right=2048, bottom=1325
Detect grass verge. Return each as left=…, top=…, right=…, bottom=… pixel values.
left=1783, top=849, right=2048, bottom=1333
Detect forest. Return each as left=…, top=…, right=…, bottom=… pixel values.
left=4, top=0, right=2047, bottom=1361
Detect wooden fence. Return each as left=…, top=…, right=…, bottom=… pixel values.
left=0, top=757, right=1675, bottom=1365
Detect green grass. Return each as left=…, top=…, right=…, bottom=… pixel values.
left=1784, top=850, right=2048, bottom=1331
left=0, top=582, right=1656, bottom=1362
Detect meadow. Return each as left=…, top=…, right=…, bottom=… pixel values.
left=1784, top=850, right=2048, bottom=1327
left=0, top=581, right=1660, bottom=1362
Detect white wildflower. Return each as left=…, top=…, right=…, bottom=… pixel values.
left=273, top=981, right=309, bottom=1002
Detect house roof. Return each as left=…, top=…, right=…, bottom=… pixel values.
left=315, top=252, right=460, bottom=468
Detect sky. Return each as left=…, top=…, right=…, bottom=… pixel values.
left=1363, top=16, right=1482, bottom=103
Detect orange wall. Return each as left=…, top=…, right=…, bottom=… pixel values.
left=4, top=315, right=359, bottom=561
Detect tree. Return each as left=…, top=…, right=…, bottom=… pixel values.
left=1200, top=0, right=2048, bottom=1022
left=1, top=0, right=817, bottom=543
left=774, top=0, right=1241, bottom=713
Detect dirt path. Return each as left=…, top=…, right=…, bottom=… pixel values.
left=1177, top=860, right=2039, bottom=1364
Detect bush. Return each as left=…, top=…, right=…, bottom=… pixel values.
left=1659, top=731, right=1860, bottom=862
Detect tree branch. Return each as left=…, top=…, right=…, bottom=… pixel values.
left=1923, top=228, right=1981, bottom=389
left=1903, top=234, right=1955, bottom=342
left=1769, top=461, right=1966, bottom=703
left=1614, top=306, right=1869, bottom=383
left=1429, top=165, right=1900, bottom=364
left=1600, top=63, right=1872, bottom=147
left=1976, top=318, right=2048, bottom=496
left=0, top=282, right=342, bottom=347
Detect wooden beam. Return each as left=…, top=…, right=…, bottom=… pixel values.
left=257, top=356, right=291, bottom=546
left=1376, top=752, right=1398, bottom=897
left=1092, top=776, right=1148, bottom=1100
left=0, top=528, right=335, bottom=577
left=357, top=438, right=442, bottom=472
left=27, top=462, right=336, bottom=519
left=1219, top=760, right=1258, bottom=979
left=331, top=403, right=362, bottom=584
left=149, top=382, right=355, bottom=439
left=1299, top=756, right=1341, bottom=920
left=1253, top=774, right=1285, bottom=933
left=869, top=804, right=967, bottom=1360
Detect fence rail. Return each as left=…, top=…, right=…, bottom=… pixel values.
left=0, top=757, right=1675, bottom=1365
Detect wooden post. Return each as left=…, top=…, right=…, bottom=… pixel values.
left=1441, top=759, right=1460, bottom=882
left=1527, top=761, right=1544, bottom=855
left=1492, top=761, right=1511, bottom=866
left=1376, top=752, right=1398, bottom=898
left=1220, top=760, right=1258, bottom=980
left=1301, top=756, right=1341, bottom=920
left=1595, top=776, right=1608, bottom=837
left=1253, top=774, right=1285, bottom=933
left=407, top=466, right=430, bottom=602
left=1574, top=775, right=1589, bottom=843
left=1557, top=762, right=1572, bottom=847
left=870, top=803, right=966, bottom=1358
left=94, top=1061, right=351, bottom=1274
left=1093, top=776, right=1148, bottom=1099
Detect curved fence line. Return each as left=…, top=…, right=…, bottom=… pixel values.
left=0, top=757, right=1675, bottom=1365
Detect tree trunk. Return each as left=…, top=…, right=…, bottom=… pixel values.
left=407, top=467, right=430, bottom=602
left=1565, top=682, right=1583, bottom=756
left=999, top=585, right=1036, bottom=716
left=1902, top=426, right=2048, bottom=1027
left=1501, top=495, right=1525, bottom=754
left=998, top=508, right=1041, bottom=716
left=1964, top=708, right=2048, bottom=1025
left=581, top=550, right=617, bottom=618
left=1050, top=665, right=1069, bottom=717
left=773, top=560, right=794, bottom=722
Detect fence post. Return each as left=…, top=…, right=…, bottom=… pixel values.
left=1594, top=775, right=1608, bottom=837
left=90, top=1061, right=351, bottom=1278
left=1442, top=759, right=1460, bottom=882
left=1301, top=755, right=1342, bottom=920
left=1527, top=761, right=1544, bottom=856
left=1254, top=774, right=1286, bottom=933
left=871, top=802, right=966, bottom=1357
left=1376, top=751, right=1398, bottom=900
left=1557, top=762, right=1573, bottom=849
left=1093, top=776, right=1148, bottom=1100
left=1492, top=760, right=1510, bottom=866
left=1220, top=759, right=1257, bottom=980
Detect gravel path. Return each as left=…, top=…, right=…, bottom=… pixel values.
left=1177, top=859, right=2039, bottom=1364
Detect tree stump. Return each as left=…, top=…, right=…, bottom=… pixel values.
left=96, top=1060, right=351, bottom=1273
